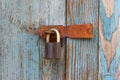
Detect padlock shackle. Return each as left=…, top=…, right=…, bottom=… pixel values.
left=46, top=28, right=60, bottom=43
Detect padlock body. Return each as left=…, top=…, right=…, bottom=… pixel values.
left=45, top=42, right=61, bottom=59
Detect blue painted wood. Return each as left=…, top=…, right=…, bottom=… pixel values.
left=66, top=0, right=99, bottom=80
left=38, top=0, right=66, bottom=80
left=99, top=0, right=120, bottom=80
left=0, top=0, right=65, bottom=80
left=2, top=0, right=120, bottom=80
left=0, top=0, right=40, bottom=79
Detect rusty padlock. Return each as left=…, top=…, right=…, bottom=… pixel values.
left=45, top=28, right=61, bottom=59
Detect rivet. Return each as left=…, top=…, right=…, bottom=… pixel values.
left=87, top=28, right=92, bottom=34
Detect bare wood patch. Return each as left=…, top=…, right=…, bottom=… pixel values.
left=102, top=0, right=114, bottom=17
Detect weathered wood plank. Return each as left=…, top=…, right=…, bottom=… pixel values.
left=99, top=0, right=120, bottom=80
left=38, top=0, right=66, bottom=80
left=0, top=0, right=40, bottom=80
left=0, top=0, right=66, bottom=80
left=66, top=0, right=99, bottom=80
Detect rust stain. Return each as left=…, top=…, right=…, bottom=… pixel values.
left=19, top=46, right=24, bottom=80
left=67, top=0, right=84, bottom=24
left=44, top=73, right=48, bottom=80
left=99, top=50, right=103, bottom=80
left=28, top=6, right=33, bottom=30
left=67, top=0, right=75, bottom=24
left=76, top=0, right=80, bottom=17
left=81, top=0, right=84, bottom=4
left=83, top=70, right=88, bottom=80
left=36, top=9, right=41, bottom=28
left=82, top=54, right=89, bottom=80
left=66, top=39, right=70, bottom=80
left=72, top=41, right=76, bottom=80
left=8, top=15, right=22, bottom=29
left=71, top=0, right=74, bottom=24
left=44, top=59, right=48, bottom=66
left=86, top=55, right=89, bottom=80
left=67, top=0, right=70, bottom=24
left=28, top=50, right=31, bottom=67
left=8, top=15, right=35, bottom=33
left=72, top=1, right=74, bottom=15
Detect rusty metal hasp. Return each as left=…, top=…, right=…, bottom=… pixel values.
left=35, top=23, right=93, bottom=39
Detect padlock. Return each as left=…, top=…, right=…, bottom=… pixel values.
left=45, top=28, right=61, bottom=59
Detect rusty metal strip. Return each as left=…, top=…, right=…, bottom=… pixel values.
left=35, top=23, right=93, bottom=39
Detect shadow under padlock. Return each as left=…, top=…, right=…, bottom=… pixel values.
left=45, top=28, right=62, bottom=59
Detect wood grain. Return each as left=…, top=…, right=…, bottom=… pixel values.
left=0, top=0, right=66, bottom=80
left=66, top=0, right=99, bottom=80
left=115, top=62, right=120, bottom=80
left=1, top=0, right=120, bottom=80
left=99, top=0, right=120, bottom=79
left=38, top=0, right=66, bottom=80
left=102, top=0, right=114, bottom=17
left=0, top=0, right=40, bottom=80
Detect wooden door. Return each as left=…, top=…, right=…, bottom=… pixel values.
left=99, top=0, right=120, bottom=80
left=0, top=0, right=120, bottom=80
left=66, top=0, right=98, bottom=80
